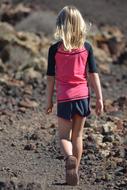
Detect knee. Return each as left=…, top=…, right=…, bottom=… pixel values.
left=59, top=132, right=71, bottom=141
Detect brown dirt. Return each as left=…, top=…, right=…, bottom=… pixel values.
left=0, top=1, right=127, bottom=190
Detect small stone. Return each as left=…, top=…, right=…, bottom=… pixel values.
left=104, top=173, right=112, bottom=181
left=0, top=127, right=4, bottom=131
left=49, top=124, right=55, bottom=128
left=88, top=153, right=96, bottom=160
left=115, top=167, right=124, bottom=176
left=114, top=134, right=124, bottom=144
left=11, top=143, right=15, bottom=147
left=23, top=85, right=33, bottom=95
left=92, top=133, right=103, bottom=146
left=102, top=81, right=110, bottom=88
left=101, top=149, right=110, bottom=157
left=18, top=98, right=39, bottom=108
left=18, top=107, right=26, bottom=113
left=24, top=143, right=36, bottom=150
left=103, top=135, right=114, bottom=142
left=30, top=133, right=38, bottom=140
left=102, top=122, right=116, bottom=135
left=85, top=121, right=92, bottom=128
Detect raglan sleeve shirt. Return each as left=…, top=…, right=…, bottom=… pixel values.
left=46, top=45, right=56, bottom=76
left=46, top=41, right=98, bottom=76
left=84, top=42, right=98, bottom=73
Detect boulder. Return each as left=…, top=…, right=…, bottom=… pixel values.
left=15, top=10, right=56, bottom=36
left=1, top=2, right=32, bottom=25
left=0, top=22, right=49, bottom=80
left=88, top=25, right=126, bottom=64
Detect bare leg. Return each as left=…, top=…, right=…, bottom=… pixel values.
left=71, top=114, right=86, bottom=172
left=58, top=117, right=72, bottom=158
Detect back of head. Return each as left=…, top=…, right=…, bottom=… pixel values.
left=54, top=5, right=87, bottom=51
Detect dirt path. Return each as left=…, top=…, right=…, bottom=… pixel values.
left=0, top=107, right=105, bottom=190
left=0, top=106, right=98, bottom=190
left=0, top=103, right=127, bottom=190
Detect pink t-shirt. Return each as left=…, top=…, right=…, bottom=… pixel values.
left=55, top=44, right=90, bottom=102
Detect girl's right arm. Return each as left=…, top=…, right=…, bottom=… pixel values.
left=45, top=44, right=56, bottom=114
left=45, top=76, right=55, bottom=114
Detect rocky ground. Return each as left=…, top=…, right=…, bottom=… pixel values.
left=0, top=1, right=127, bottom=190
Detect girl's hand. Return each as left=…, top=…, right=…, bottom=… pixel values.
left=45, top=102, right=53, bottom=114
left=95, top=99, right=104, bottom=116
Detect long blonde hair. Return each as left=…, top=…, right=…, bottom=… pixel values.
left=54, top=5, right=87, bottom=51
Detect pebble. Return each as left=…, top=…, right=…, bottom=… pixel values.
left=103, top=135, right=114, bottom=142
left=24, top=143, right=36, bottom=150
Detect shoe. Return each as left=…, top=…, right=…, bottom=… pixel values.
left=65, top=155, right=79, bottom=186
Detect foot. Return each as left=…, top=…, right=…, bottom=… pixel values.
left=65, top=155, right=79, bottom=186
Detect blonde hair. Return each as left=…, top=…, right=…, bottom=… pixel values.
left=54, top=5, right=87, bottom=51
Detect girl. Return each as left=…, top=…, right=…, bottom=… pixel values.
left=45, top=5, right=103, bottom=186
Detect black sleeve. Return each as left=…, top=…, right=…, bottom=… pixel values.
left=46, top=45, right=56, bottom=76
left=85, top=42, right=98, bottom=73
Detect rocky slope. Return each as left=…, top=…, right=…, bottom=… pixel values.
left=0, top=1, right=127, bottom=190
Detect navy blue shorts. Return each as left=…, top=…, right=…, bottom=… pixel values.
left=57, top=98, right=91, bottom=120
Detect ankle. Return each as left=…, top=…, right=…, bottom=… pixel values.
left=64, top=154, right=73, bottom=161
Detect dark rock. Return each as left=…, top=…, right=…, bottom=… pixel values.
left=122, top=74, right=127, bottom=80
left=49, top=124, right=55, bottom=128
left=4, top=85, right=22, bottom=97
left=30, top=133, right=38, bottom=140
left=113, top=96, right=127, bottom=109
left=24, top=143, right=36, bottom=150
left=26, top=182, right=42, bottom=190
left=103, top=135, right=114, bottom=142
left=84, top=120, right=93, bottom=128
left=1, top=3, right=31, bottom=25
left=102, top=81, right=110, bottom=88
left=115, top=167, right=124, bottom=176
left=107, top=37, right=118, bottom=55
left=115, top=50, right=127, bottom=65
left=0, top=47, right=10, bottom=62
left=11, top=143, right=15, bottom=147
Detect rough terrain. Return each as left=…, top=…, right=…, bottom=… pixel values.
left=0, top=1, right=127, bottom=189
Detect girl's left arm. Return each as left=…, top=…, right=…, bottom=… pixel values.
left=89, top=73, right=104, bottom=116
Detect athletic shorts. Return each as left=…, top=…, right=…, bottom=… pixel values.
left=57, top=98, right=91, bottom=120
